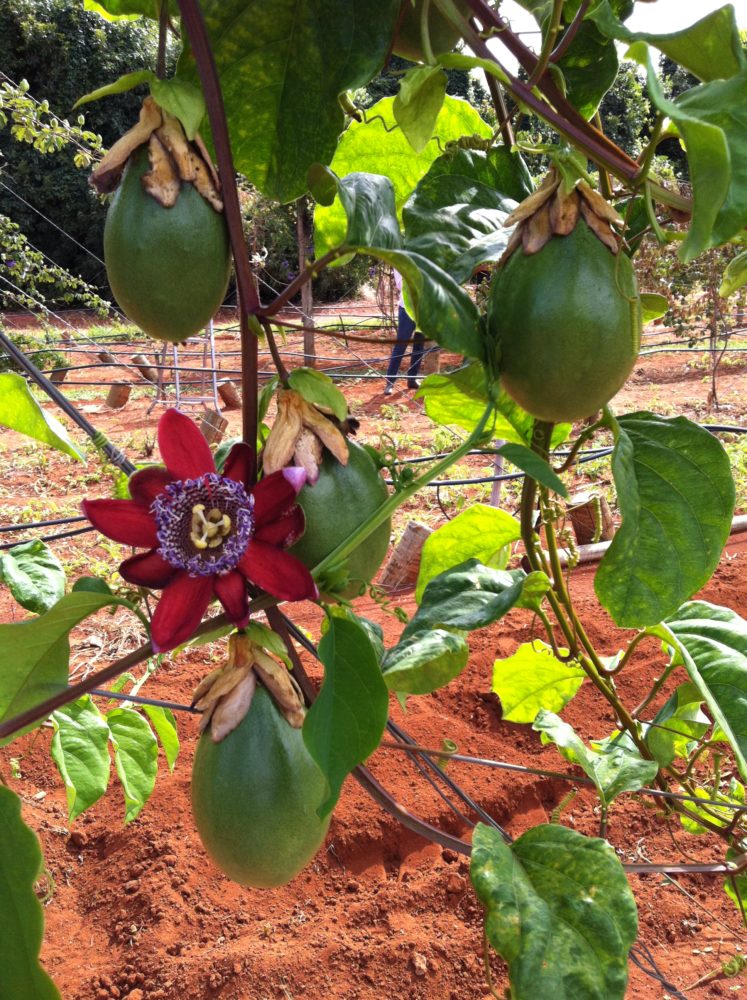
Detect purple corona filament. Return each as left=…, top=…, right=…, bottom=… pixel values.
left=152, top=473, right=254, bottom=577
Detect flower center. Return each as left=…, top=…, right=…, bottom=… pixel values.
left=152, top=473, right=254, bottom=577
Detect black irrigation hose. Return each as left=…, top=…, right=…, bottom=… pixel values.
left=0, top=515, right=87, bottom=533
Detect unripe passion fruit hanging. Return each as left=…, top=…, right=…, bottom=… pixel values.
left=289, top=440, right=391, bottom=595
left=191, top=686, right=330, bottom=888
left=392, top=0, right=471, bottom=61
left=488, top=185, right=642, bottom=424
left=104, top=146, right=231, bottom=343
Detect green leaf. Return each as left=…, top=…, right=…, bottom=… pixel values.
left=650, top=601, right=747, bottom=780
left=150, top=76, right=206, bottom=140
left=193, top=0, right=400, bottom=202
left=50, top=697, right=111, bottom=823
left=394, top=66, right=448, bottom=154
left=74, top=69, right=153, bottom=108
left=405, top=560, right=527, bottom=636
left=418, top=363, right=570, bottom=445
left=628, top=44, right=746, bottom=261
left=287, top=367, right=348, bottom=422
left=471, top=823, right=638, bottom=1000
left=556, top=12, right=624, bottom=120
left=303, top=616, right=389, bottom=817
left=107, top=708, right=159, bottom=823
left=324, top=605, right=386, bottom=664
left=0, top=540, right=65, bottom=614
left=492, top=642, right=585, bottom=724
left=646, top=681, right=709, bottom=768
left=71, top=576, right=113, bottom=596
left=0, top=786, right=60, bottom=1000
left=0, top=373, right=83, bottom=460
left=595, top=412, right=735, bottom=628
left=142, top=705, right=180, bottom=772
left=534, top=710, right=659, bottom=806
left=314, top=95, right=491, bottom=256
left=639, top=292, right=668, bottom=323
left=244, top=621, right=292, bottom=668
left=0, top=592, right=122, bottom=745
left=720, top=250, right=747, bottom=298
left=590, top=3, right=746, bottom=82
left=83, top=0, right=171, bottom=20
left=514, top=570, right=553, bottom=612
left=679, top=780, right=744, bottom=835
left=416, top=503, right=521, bottom=602
left=382, top=629, right=468, bottom=694
left=497, top=443, right=569, bottom=498
left=403, top=146, right=527, bottom=281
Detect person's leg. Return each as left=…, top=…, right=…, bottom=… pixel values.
left=407, top=332, right=426, bottom=387
left=385, top=306, right=415, bottom=392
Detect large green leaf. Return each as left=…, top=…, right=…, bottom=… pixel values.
left=303, top=616, right=388, bottom=817
left=314, top=95, right=491, bottom=256
left=0, top=592, right=121, bottom=746
left=534, top=710, right=659, bottom=806
left=595, top=413, right=735, bottom=628
left=404, top=560, right=527, bottom=636
left=492, top=642, right=585, bottom=724
left=193, top=0, right=400, bottom=202
left=416, top=503, right=521, bottom=601
left=556, top=6, right=630, bottom=120
left=0, top=540, right=65, bottom=615
left=646, top=681, right=709, bottom=768
left=0, top=787, right=60, bottom=1000
left=51, top=697, right=111, bottom=823
left=382, top=628, right=468, bottom=695
left=590, top=3, right=746, bottom=82
left=629, top=44, right=747, bottom=261
left=651, top=601, right=747, bottom=780
left=471, top=823, right=637, bottom=1000
left=0, top=373, right=83, bottom=461
left=107, top=708, right=159, bottom=823
left=403, top=146, right=530, bottom=281
left=497, top=443, right=569, bottom=498
left=83, top=0, right=174, bottom=19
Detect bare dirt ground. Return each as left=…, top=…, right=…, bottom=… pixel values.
left=1, top=310, right=746, bottom=999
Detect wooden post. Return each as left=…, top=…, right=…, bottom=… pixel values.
left=218, top=379, right=242, bottom=409
left=49, top=368, right=68, bottom=384
left=420, top=341, right=441, bottom=374
left=106, top=383, right=131, bottom=409
left=199, top=407, right=228, bottom=445
left=131, top=353, right=158, bottom=384
left=98, top=350, right=116, bottom=366
left=296, top=195, right=315, bottom=367
left=568, top=491, right=614, bottom=545
left=379, top=521, right=432, bottom=591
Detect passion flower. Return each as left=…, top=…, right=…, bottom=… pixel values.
left=82, top=409, right=318, bottom=652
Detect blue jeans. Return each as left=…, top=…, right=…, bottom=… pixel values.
left=386, top=306, right=425, bottom=385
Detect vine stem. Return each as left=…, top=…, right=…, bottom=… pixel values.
left=526, top=0, right=564, bottom=89
left=156, top=1, right=168, bottom=79
left=177, top=0, right=259, bottom=471
left=261, top=249, right=341, bottom=318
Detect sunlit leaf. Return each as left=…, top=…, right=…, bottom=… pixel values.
left=394, top=66, right=447, bottom=153
left=0, top=540, right=65, bottom=615
left=492, top=642, right=585, bottom=724
left=107, top=708, right=159, bottom=823
left=382, top=629, right=468, bottom=694
left=51, top=697, right=111, bottom=823
left=0, top=373, right=83, bottom=460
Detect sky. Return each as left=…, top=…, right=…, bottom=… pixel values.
left=497, top=0, right=747, bottom=73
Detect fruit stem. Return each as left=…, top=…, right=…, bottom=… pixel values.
left=420, top=0, right=437, bottom=65
left=262, top=319, right=290, bottom=383
left=310, top=402, right=496, bottom=580
left=156, top=1, right=168, bottom=79
left=177, top=0, right=260, bottom=474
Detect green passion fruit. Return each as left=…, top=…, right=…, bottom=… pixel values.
left=392, top=0, right=471, bottom=61
left=104, top=147, right=231, bottom=343
left=489, top=221, right=642, bottom=423
left=289, top=440, right=391, bottom=595
left=191, top=686, right=330, bottom=888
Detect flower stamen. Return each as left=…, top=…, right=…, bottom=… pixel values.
left=190, top=503, right=232, bottom=550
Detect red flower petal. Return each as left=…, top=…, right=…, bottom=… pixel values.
left=214, top=570, right=249, bottom=627
left=128, top=466, right=173, bottom=507
left=150, top=572, right=213, bottom=652
left=82, top=498, right=158, bottom=548
left=239, top=540, right=318, bottom=602
left=119, top=549, right=176, bottom=589
left=158, top=409, right=215, bottom=481
left=254, top=505, right=305, bottom=548
left=223, top=442, right=255, bottom=487
left=252, top=468, right=307, bottom=528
